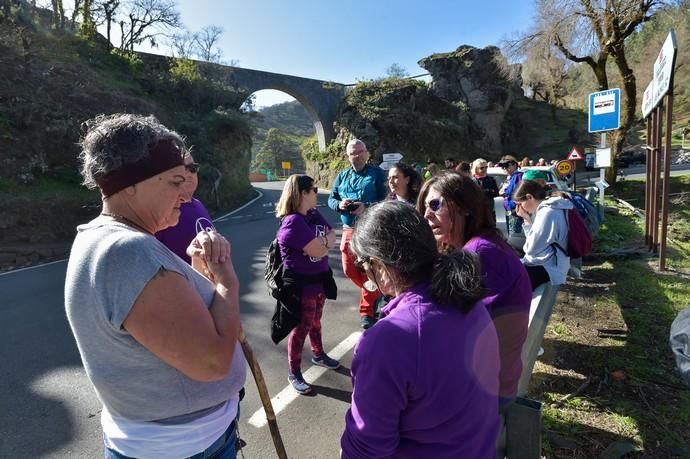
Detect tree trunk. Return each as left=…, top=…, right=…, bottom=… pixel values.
left=589, top=55, right=609, bottom=91
left=606, top=44, right=638, bottom=185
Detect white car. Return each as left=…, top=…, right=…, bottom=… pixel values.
left=486, top=165, right=569, bottom=248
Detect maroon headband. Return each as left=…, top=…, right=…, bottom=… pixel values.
left=96, top=139, right=186, bottom=198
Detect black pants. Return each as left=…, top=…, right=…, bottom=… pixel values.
left=525, top=265, right=549, bottom=291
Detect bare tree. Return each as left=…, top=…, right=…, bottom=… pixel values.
left=95, top=0, right=120, bottom=51
left=118, top=0, right=181, bottom=54
left=170, top=29, right=197, bottom=58
left=51, top=0, right=65, bottom=29
left=195, top=25, right=223, bottom=63
left=508, top=0, right=661, bottom=182
left=70, top=0, right=82, bottom=28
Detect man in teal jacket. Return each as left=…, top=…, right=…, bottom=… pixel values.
left=328, top=139, right=387, bottom=329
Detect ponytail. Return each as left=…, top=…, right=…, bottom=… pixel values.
left=430, top=250, right=483, bottom=311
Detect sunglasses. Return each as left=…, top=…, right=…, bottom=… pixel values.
left=425, top=197, right=444, bottom=213
left=478, top=166, right=487, bottom=170
left=185, top=162, right=200, bottom=173
left=355, top=257, right=369, bottom=273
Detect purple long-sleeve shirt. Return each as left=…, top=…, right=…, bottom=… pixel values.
left=155, top=198, right=214, bottom=264
left=341, top=282, right=500, bottom=459
left=464, top=235, right=531, bottom=403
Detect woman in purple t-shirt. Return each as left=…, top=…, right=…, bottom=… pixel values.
left=276, top=175, right=339, bottom=395
left=418, top=172, right=532, bottom=408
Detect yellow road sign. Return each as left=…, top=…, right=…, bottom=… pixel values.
left=281, top=161, right=291, bottom=170
left=556, top=160, right=573, bottom=176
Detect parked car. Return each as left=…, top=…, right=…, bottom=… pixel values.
left=521, top=166, right=570, bottom=191
left=617, top=150, right=647, bottom=168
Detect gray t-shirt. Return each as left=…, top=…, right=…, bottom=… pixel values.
left=64, top=218, right=246, bottom=422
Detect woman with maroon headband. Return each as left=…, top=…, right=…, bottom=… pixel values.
left=64, top=114, right=246, bottom=458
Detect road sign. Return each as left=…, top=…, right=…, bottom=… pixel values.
left=281, top=161, right=291, bottom=170
left=555, top=160, right=573, bottom=176
left=588, top=88, right=621, bottom=133
left=379, top=160, right=398, bottom=170
left=641, top=79, right=655, bottom=118
left=651, top=30, right=677, bottom=111
left=595, top=148, right=611, bottom=168
left=567, top=146, right=584, bottom=161
left=382, top=152, right=403, bottom=162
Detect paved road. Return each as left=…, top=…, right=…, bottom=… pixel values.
left=0, top=181, right=362, bottom=458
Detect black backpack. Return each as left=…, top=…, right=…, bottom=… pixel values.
left=264, top=237, right=285, bottom=299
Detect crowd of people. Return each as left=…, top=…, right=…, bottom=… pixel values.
left=63, top=114, right=573, bottom=458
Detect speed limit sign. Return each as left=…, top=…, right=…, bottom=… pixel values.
left=556, top=160, right=573, bottom=176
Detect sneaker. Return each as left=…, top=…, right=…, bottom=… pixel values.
left=288, top=371, right=312, bottom=395
left=311, top=353, right=341, bottom=369
left=360, top=315, right=376, bottom=330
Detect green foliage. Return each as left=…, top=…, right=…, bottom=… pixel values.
left=336, top=78, right=470, bottom=165
left=169, top=57, right=202, bottom=82
left=251, top=127, right=304, bottom=173
left=111, top=48, right=145, bottom=76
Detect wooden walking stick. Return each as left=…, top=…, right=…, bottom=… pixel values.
left=238, top=330, right=288, bottom=459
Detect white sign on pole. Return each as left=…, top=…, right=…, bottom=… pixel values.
left=595, top=148, right=611, bottom=168
left=379, top=161, right=398, bottom=170
left=651, top=31, right=677, bottom=110
left=382, top=153, right=403, bottom=162
left=641, top=80, right=655, bottom=118
left=592, top=93, right=616, bottom=115
left=596, top=179, right=610, bottom=190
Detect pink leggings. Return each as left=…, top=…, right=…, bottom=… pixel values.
left=288, top=290, right=325, bottom=374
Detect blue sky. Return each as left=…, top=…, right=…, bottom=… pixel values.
left=162, top=0, right=536, bottom=106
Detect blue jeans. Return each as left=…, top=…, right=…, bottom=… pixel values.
left=104, top=417, right=239, bottom=459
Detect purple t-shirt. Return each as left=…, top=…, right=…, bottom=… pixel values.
left=155, top=198, right=214, bottom=264
left=463, top=235, right=532, bottom=402
left=277, top=209, right=331, bottom=276
left=341, top=282, right=500, bottom=459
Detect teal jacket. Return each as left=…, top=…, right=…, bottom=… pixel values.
left=328, top=164, right=387, bottom=228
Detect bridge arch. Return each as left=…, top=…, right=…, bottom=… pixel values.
left=220, top=67, right=346, bottom=151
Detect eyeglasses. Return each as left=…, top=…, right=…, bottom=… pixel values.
left=185, top=163, right=200, bottom=173
left=425, top=197, right=444, bottom=213
left=478, top=166, right=487, bottom=170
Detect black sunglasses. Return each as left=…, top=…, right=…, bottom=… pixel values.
left=354, top=257, right=369, bottom=273
left=426, top=197, right=444, bottom=213
left=185, top=162, right=200, bottom=173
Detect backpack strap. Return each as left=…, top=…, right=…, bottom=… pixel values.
left=550, top=208, right=569, bottom=256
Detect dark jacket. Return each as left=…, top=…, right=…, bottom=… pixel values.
left=270, top=268, right=337, bottom=344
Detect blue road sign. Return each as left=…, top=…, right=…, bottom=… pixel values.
left=588, top=88, right=621, bottom=133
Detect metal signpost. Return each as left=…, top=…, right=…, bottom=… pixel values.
left=640, top=30, right=677, bottom=271
left=588, top=88, right=621, bottom=222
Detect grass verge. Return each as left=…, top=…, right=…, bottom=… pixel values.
left=528, top=175, right=690, bottom=458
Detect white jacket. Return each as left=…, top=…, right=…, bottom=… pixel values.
left=522, top=196, right=573, bottom=285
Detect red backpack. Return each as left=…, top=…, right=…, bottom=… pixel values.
left=553, top=209, right=593, bottom=258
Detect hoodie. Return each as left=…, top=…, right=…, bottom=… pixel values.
left=522, top=196, right=573, bottom=285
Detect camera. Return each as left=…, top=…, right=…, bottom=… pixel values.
left=345, top=202, right=359, bottom=212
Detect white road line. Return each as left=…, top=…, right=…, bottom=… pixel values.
left=247, top=331, right=362, bottom=428
left=214, top=189, right=264, bottom=222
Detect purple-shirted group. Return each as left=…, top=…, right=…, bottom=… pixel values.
left=64, top=114, right=569, bottom=459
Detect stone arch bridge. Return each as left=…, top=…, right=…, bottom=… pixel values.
left=138, top=53, right=347, bottom=151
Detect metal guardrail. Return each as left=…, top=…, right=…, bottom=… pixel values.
left=497, top=282, right=560, bottom=458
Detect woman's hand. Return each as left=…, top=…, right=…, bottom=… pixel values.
left=515, top=203, right=531, bottom=224
left=325, top=230, right=336, bottom=249
left=188, top=231, right=237, bottom=285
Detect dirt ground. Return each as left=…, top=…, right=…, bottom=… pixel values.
left=528, top=259, right=690, bottom=458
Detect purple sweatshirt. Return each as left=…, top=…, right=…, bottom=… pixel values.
left=463, top=235, right=531, bottom=403
left=155, top=198, right=214, bottom=264
left=341, top=282, right=500, bottom=459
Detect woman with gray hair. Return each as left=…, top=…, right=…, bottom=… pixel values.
left=64, top=114, right=246, bottom=458
left=340, top=200, right=500, bottom=459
